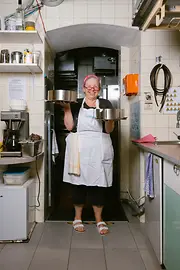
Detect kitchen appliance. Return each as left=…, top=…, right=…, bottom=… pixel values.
left=0, top=179, right=36, bottom=241
left=145, top=154, right=163, bottom=265
left=48, top=89, right=77, bottom=103
left=1, top=111, right=29, bottom=157
left=11, top=51, right=23, bottom=64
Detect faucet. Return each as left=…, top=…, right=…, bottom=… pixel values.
left=176, top=110, right=180, bottom=128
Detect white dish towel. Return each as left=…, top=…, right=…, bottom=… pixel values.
left=68, top=133, right=80, bottom=176
left=52, top=129, right=59, bottom=163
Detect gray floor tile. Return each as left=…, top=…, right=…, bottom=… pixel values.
left=68, top=249, right=106, bottom=270
left=71, top=224, right=103, bottom=249
left=28, top=248, right=69, bottom=270
left=129, top=223, right=151, bottom=250
left=0, top=223, right=44, bottom=270
left=103, top=222, right=137, bottom=249
left=105, top=249, right=146, bottom=270
left=140, top=250, right=162, bottom=270
left=38, top=222, right=72, bottom=249
left=0, top=244, right=5, bottom=252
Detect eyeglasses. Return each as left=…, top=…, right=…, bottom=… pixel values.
left=84, top=86, right=99, bottom=91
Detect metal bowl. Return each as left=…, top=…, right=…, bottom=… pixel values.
left=95, top=108, right=123, bottom=120
left=48, top=89, right=77, bottom=103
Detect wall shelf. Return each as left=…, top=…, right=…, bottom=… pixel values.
left=0, top=30, right=43, bottom=44
left=0, top=63, right=42, bottom=73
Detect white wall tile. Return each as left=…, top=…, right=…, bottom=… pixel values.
left=141, top=30, right=156, bottom=46
left=155, top=127, right=169, bottom=140
left=141, top=46, right=155, bottom=60
left=155, top=30, right=170, bottom=46
left=170, top=31, right=180, bottom=46
left=58, top=2, right=74, bottom=18
left=169, top=46, right=180, bottom=60
left=74, top=3, right=87, bottom=18
left=169, top=128, right=180, bottom=140
left=168, top=115, right=177, bottom=128
left=87, top=4, right=101, bottom=18
left=114, top=4, right=129, bottom=18
left=101, top=4, right=115, bottom=18
left=155, top=45, right=170, bottom=60
left=141, top=114, right=155, bottom=128
left=155, top=115, right=169, bottom=128
left=114, top=17, right=129, bottom=27
left=100, top=18, right=115, bottom=24
left=73, top=17, right=88, bottom=24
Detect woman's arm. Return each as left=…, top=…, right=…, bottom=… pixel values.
left=105, top=120, right=114, bottom=134
left=62, top=103, right=74, bottom=131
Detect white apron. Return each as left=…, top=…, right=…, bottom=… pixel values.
left=63, top=98, right=114, bottom=187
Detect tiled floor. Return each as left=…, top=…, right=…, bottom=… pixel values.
left=0, top=221, right=162, bottom=270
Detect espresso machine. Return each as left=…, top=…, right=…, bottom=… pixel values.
left=1, top=111, right=29, bottom=157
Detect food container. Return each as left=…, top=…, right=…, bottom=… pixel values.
left=24, top=49, right=32, bottom=64
left=95, top=108, right=126, bottom=120
left=19, top=140, right=43, bottom=157
left=0, top=49, right=10, bottom=63
left=5, top=17, right=16, bottom=30
left=48, top=89, right=77, bottom=103
left=3, top=167, right=30, bottom=185
left=32, top=51, right=41, bottom=65
left=11, top=51, right=23, bottom=64
left=25, top=21, right=35, bottom=31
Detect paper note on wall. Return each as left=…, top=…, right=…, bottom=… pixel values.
left=8, top=77, right=26, bottom=100
left=164, top=87, right=180, bottom=114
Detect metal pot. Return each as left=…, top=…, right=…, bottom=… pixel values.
left=95, top=108, right=126, bottom=120
left=11, top=51, right=23, bottom=64
left=48, top=89, right=77, bottom=103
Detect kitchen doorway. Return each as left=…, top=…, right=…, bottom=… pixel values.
left=45, top=47, right=127, bottom=222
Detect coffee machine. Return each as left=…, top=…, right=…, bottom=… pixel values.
left=1, top=111, right=29, bottom=157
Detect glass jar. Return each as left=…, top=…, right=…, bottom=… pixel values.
left=25, top=21, right=35, bottom=31
left=32, top=51, right=41, bottom=65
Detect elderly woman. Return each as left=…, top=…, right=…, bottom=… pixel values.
left=62, top=74, right=114, bottom=235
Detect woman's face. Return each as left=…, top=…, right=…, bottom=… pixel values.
left=83, top=77, right=100, bottom=100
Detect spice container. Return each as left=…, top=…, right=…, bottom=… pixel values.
left=25, top=21, right=35, bottom=31
left=24, top=49, right=32, bottom=64
left=11, top=51, right=23, bottom=64
left=0, top=49, right=10, bottom=63
left=32, top=51, right=41, bottom=65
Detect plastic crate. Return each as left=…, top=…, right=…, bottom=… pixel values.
left=3, top=167, right=30, bottom=185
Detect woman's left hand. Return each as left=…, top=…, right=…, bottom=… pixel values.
left=104, top=120, right=114, bottom=133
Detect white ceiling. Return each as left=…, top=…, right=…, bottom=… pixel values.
left=46, top=23, right=140, bottom=52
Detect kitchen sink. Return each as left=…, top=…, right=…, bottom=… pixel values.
left=154, top=141, right=180, bottom=145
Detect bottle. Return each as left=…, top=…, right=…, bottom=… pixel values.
left=15, top=0, right=24, bottom=30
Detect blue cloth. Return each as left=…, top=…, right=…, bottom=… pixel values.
left=144, top=153, right=154, bottom=198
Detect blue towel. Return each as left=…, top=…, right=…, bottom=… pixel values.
left=144, top=153, right=154, bottom=198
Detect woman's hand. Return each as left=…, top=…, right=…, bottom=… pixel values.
left=56, top=101, right=70, bottom=111
left=104, top=120, right=114, bottom=134
left=57, top=102, right=74, bottom=131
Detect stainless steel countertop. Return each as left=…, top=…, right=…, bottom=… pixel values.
left=0, top=152, right=44, bottom=165
left=133, top=142, right=180, bottom=165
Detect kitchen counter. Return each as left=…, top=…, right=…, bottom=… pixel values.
left=133, top=142, right=180, bottom=165
left=0, top=152, right=44, bottom=165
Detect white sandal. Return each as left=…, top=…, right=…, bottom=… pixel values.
left=73, top=220, right=85, bottom=233
left=96, top=221, right=109, bottom=235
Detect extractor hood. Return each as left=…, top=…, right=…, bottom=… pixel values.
left=132, top=0, right=180, bottom=30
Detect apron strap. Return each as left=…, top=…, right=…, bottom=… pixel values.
left=82, top=98, right=100, bottom=109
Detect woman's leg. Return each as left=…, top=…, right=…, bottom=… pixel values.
left=71, top=184, right=87, bottom=232
left=88, top=187, right=109, bottom=235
